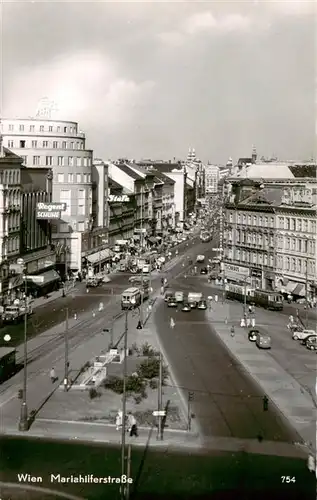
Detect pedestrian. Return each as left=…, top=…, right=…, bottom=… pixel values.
left=248, top=305, right=252, bottom=314
left=116, top=410, right=123, bottom=431
left=230, top=326, right=235, bottom=337
left=170, top=317, right=175, bottom=329
left=50, top=367, right=56, bottom=383
left=161, top=286, right=164, bottom=295
left=127, top=412, right=138, bottom=437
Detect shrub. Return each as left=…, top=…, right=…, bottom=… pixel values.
left=140, top=342, right=158, bottom=357
left=89, top=388, right=100, bottom=399
left=149, top=379, right=158, bottom=390
left=134, top=395, right=142, bottom=404
left=104, top=376, right=124, bottom=394
left=126, top=375, right=146, bottom=394
left=131, top=342, right=140, bottom=355
left=137, top=359, right=169, bottom=380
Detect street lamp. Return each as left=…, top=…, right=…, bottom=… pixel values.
left=17, top=257, right=29, bottom=431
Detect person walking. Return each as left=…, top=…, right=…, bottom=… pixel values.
left=50, top=367, right=56, bottom=383
left=127, top=412, right=138, bottom=437
left=170, top=317, right=175, bottom=329
left=115, top=410, right=123, bottom=431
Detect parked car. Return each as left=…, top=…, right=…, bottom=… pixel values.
left=197, top=300, right=207, bottom=310
left=292, top=329, right=317, bottom=341
left=200, top=267, right=208, bottom=275
left=248, top=328, right=259, bottom=342
left=306, top=336, right=317, bottom=350
left=167, top=297, right=177, bottom=308
left=301, top=335, right=317, bottom=346
left=189, top=301, right=197, bottom=309
left=182, top=303, right=191, bottom=312
left=255, top=333, right=271, bottom=349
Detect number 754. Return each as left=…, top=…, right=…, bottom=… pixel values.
left=281, top=476, right=296, bottom=483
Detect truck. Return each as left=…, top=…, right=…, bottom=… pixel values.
left=174, top=291, right=184, bottom=303
left=2, top=304, right=33, bottom=324
left=196, top=255, right=205, bottom=263
left=188, top=292, right=203, bottom=304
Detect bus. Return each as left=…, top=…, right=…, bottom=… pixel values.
left=200, top=231, right=211, bottom=243
left=225, top=283, right=283, bottom=311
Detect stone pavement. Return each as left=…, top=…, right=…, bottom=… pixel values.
left=207, top=300, right=317, bottom=453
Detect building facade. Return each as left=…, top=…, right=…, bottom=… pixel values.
left=2, top=118, right=109, bottom=273
left=223, top=177, right=317, bottom=300
left=205, top=164, right=220, bottom=194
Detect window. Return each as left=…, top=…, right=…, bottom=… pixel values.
left=270, top=217, right=274, bottom=227
left=57, top=173, right=64, bottom=183
left=269, top=255, right=274, bottom=267
left=286, top=237, right=290, bottom=250
left=70, top=127, right=73, bottom=134
left=8, top=124, right=14, bottom=131
left=33, top=156, right=40, bottom=165
left=303, top=219, right=308, bottom=231
left=76, top=173, right=81, bottom=183
left=19, top=140, right=26, bottom=148
left=68, top=173, right=74, bottom=183
left=76, top=157, right=81, bottom=167
left=297, top=219, right=302, bottom=231
left=30, top=125, right=35, bottom=132
left=68, top=157, right=74, bottom=166
left=57, top=126, right=61, bottom=133
left=229, top=213, right=233, bottom=223
left=258, top=216, right=262, bottom=226
left=291, top=218, right=296, bottom=230
left=83, top=173, right=87, bottom=183
left=247, top=215, right=251, bottom=225
left=285, top=218, right=290, bottom=230
left=291, top=258, right=296, bottom=272
left=242, top=214, right=246, bottom=224
left=78, top=222, right=85, bottom=232
left=31, top=140, right=37, bottom=148
left=43, top=141, right=48, bottom=148
left=62, top=141, right=67, bottom=149
left=19, top=124, right=24, bottom=131
left=70, top=142, right=74, bottom=149
left=237, top=214, right=241, bottom=224
left=59, top=223, right=69, bottom=233
left=291, top=238, right=295, bottom=250
left=278, top=217, right=284, bottom=229
left=53, top=141, right=58, bottom=148
left=49, top=126, right=53, bottom=132
left=298, top=259, right=302, bottom=273
left=78, top=204, right=85, bottom=215
left=264, top=217, right=268, bottom=227
left=8, top=140, right=14, bottom=148
left=21, top=155, right=27, bottom=165
left=76, top=142, right=80, bottom=149
left=253, top=216, right=257, bottom=226
left=64, top=127, right=67, bottom=133
left=298, top=239, right=302, bottom=252
left=59, top=190, right=71, bottom=215
left=40, top=125, right=44, bottom=132
left=57, top=156, right=64, bottom=166
left=46, top=156, right=52, bottom=166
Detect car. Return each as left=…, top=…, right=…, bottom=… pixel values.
left=255, top=333, right=271, bottom=349
left=248, top=328, right=260, bottom=342
left=197, top=300, right=207, bottom=310
left=292, top=329, right=317, bottom=341
left=301, top=334, right=317, bottom=346
left=182, top=303, right=191, bottom=312
left=167, top=297, right=177, bottom=307
left=306, top=336, right=317, bottom=350
left=164, top=291, right=174, bottom=302
left=189, top=301, right=197, bottom=309
left=200, top=267, right=208, bottom=275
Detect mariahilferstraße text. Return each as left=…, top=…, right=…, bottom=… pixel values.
left=17, top=473, right=133, bottom=484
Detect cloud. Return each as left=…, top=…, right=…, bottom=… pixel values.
left=159, top=10, right=252, bottom=45
left=3, top=51, right=155, bottom=129
left=263, top=0, right=315, bottom=16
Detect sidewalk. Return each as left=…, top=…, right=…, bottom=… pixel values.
left=207, top=301, right=316, bottom=453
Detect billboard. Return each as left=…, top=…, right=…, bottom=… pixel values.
left=108, top=195, right=130, bottom=202
left=224, top=263, right=250, bottom=282
left=36, top=202, right=66, bottom=220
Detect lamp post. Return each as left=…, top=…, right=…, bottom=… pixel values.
left=121, top=310, right=129, bottom=499
left=17, top=258, right=29, bottom=431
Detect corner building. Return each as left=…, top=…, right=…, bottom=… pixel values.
left=1, top=118, right=106, bottom=273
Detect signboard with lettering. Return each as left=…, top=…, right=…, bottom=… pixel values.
left=224, top=263, right=250, bottom=282
left=36, top=202, right=66, bottom=220
left=108, top=195, right=130, bottom=203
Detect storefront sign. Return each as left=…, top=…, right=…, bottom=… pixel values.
left=224, top=263, right=250, bottom=282
left=36, top=202, right=66, bottom=220
left=37, top=258, right=56, bottom=270
left=27, top=260, right=38, bottom=274
left=108, top=195, right=130, bottom=202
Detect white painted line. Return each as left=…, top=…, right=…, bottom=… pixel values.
left=0, top=394, right=15, bottom=408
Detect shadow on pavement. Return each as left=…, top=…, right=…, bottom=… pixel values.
left=131, top=426, right=154, bottom=498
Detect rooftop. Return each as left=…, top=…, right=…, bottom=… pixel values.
left=115, top=163, right=144, bottom=181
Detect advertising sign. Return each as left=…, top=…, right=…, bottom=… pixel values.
left=36, top=202, right=66, bottom=220
left=224, top=263, right=250, bottom=282
left=108, top=195, right=130, bottom=203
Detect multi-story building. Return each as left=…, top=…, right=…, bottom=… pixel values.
left=107, top=178, right=135, bottom=246
left=0, top=146, right=56, bottom=302
left=205, top=164, right=220, bottom=194
left=1, top=117, right=109, bottom=273
left=223, top=168, right=317, bottom=300
left=150, top=171, right=175, bottom=236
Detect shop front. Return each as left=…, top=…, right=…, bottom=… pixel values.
left=84, top=248, right=113, bottom=273
left=223, top=263, right=250, bottom=284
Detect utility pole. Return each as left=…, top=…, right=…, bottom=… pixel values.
left=121, top=310, right=128, bottom=500
left=138, top=185, right=144, bottom=329
left=243, top=277, right=247, bottom=318
left=219, top=182, right=226, bottom=303
left=64, top=307, right=69, bottom=391
left=157, top=351, right=163, bottom=440
left=64, top=238, right=68, bottom=282
left=126, top=444, right=131, bottom=499
left=305, top=258, right=309, bottom=328
left=19, top=266, right=28, bottom=431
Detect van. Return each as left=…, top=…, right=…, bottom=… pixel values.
left=174, top=291, right=184, bottom=303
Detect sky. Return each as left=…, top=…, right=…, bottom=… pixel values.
left=1, top=0, right=315, bottom=164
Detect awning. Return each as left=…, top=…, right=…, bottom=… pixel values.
left=27, top=269, right=61, bottom=287
left=293, top=283, right=306, bottom=296
left=285, top=282, right=297, bottom=294
left=87, top=249, right=113, bottom=264
left=8, top=275, right=24, bottom=290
